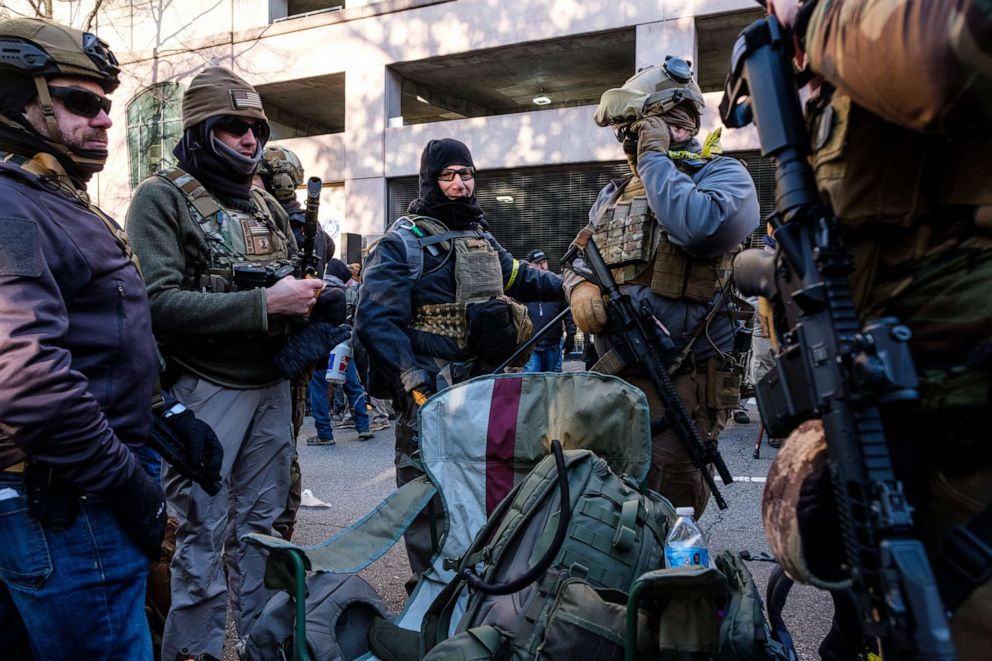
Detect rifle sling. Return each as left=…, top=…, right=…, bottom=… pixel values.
left=934, top=500, right=992, bottom=612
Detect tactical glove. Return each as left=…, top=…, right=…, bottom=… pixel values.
left=569, top=281, right=608, bottom=334
left=762, top=420, right=850, bottom=590
left=466, top=299, right=519, bottom=364
left=274, top=322, right=351, bottom=379
left=109, top=467, right=167, bottom=562
left=149, top=406, right=223, bottom=495
left=311, top=285, right=347, bottom=325
left=633, top=115, right=671, bottom=161
left=563, top=333, right=575, bottom=356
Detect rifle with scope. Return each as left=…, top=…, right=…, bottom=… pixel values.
left=722, top=15, right=955, bottom=659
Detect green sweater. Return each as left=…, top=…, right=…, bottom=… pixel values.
left=127, top=176, right=298, bottom=388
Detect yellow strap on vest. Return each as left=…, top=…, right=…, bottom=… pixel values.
left=504, top=258, right=521, bottom=291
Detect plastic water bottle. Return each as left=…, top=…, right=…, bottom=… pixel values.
left=664, top=507, right=710, bottom=568
left=325, top=338, right=352, bottom=384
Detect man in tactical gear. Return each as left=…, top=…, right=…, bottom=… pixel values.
left=0, top=17, right=166, bottom=658
left=565, top=57, right=759, bottom=517
left=257, top=144, right=336, bottom=279
left=256, top=144, right=337, bottom=540
left=759, top=2, right=992, bottom=657
left=523, top=248, right=577, bottom=373
left=127, top=66, right=342, bottom=659
left=356, top=138, right=563, bottom=588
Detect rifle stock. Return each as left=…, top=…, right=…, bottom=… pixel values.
left=723, top=16, right=955, bottom=659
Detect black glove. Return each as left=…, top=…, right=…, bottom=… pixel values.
left=466, top=299, right=518, bottom=364
left=563, top=334, right=575, bottom=356
left=311, top=285, right=347, bottom=325
left=148, top=407, right=223, bottom=495
left=110, top=467, right=167, bottom=561
left=274, top=322, right=351, bottom=379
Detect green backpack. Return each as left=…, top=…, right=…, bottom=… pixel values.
left=412, top=447, right=792, bottom=661
left=419, top=448, right=673, bottom=660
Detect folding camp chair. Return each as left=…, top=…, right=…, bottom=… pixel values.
left=244, top=371, right=654, bottom=661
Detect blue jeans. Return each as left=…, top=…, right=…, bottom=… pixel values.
left=0, top=473, right=152, bottom=660
left=523, top=340, right=564, bottom=373
left=310, top=359, right=369, bottom=439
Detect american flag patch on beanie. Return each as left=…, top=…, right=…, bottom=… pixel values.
left=230, top=89, right=262, bottom=110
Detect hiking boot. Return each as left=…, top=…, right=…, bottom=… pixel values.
left=733, top=409, right=751, bottom=425
left=306, top=435, right=335, bottom=446
left=768, top=437, right=784, bottom=449
left=357, top=431, right=374, bottom=441
left=370, top=419, right=390, bottom=432
left=332, top=416, right=354, bottom=429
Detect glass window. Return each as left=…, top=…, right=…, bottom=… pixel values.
left=126, top=82, right=184, bottom=189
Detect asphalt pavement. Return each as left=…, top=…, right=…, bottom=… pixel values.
left=227, top=374, right=834, bottom=659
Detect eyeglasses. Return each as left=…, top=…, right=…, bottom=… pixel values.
left=217, top=116, right=270, bottom=141
left=48, top=86, right=112, bottom=118
left=437, top=168, right=475, bottom=182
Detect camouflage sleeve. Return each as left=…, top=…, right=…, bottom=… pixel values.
left=805, top=0, right=991, bottom=132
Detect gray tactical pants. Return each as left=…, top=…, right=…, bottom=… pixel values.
left=161, top=373, right=293, bottom=660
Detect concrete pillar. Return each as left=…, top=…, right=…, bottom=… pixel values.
left=636, top=17, right=697, bottom=74
left=344, top=64, right=389, bottom=229
left=385, top=67, right=403, bottom=127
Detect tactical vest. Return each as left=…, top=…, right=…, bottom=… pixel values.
left=592, top=175, right=735, bottom=304
left=809, top=92, right=992, bottom=229
left=390, top=215, right=505, bottom=344
left=807, top=91, right=992, bottom=305
left=158, top=167, right=292, bottom=292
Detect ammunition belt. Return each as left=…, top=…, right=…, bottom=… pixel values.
left=410, top=302, right=468, bottom=340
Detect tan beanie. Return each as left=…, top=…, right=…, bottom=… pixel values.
left=182, top=66, right=267, bottom=130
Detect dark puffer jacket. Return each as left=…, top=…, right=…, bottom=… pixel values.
left=0, top=160, right=157, bottom=493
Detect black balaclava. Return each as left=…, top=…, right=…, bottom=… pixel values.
left=173, top=115, right=264, bottom=203
left=407, top=138, right=485, bottom=230
left=0, top=74, right=93, bottom=186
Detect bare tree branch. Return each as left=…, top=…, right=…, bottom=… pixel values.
left=83, top=0, right=109, bottom=32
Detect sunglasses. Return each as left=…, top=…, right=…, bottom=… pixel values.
left=48, top=86, right=112, bottom=118
left=437, top=168, right=475, bottom=182
left=217, top=117, right=270, bottom=141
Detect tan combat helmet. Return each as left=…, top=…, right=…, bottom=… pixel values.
left=259, top=145, right=304, bottom=203
left=0, top=17, right=120, bottom=171
left=595, top=55, right=705, bottom=128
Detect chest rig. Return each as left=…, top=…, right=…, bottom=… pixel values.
left=592, top=173, right=735, bottom=304
left=390, top=215, right=503, bottom=344
left=159, top=167, right=291, bottom=292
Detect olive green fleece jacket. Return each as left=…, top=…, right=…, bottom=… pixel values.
left=126, top=176, right=298, bottom=388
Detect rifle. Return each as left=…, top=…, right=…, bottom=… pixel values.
left=563, top=239, right=733, bottom=510
left=299, top=176, right=322, bottom=278
left=722, top=16, right=955, bottom=659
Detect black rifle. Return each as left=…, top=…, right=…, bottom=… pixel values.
left=722, top=16, right=955, bottom=659
left=563, top=239, right=733, bottom=510
left=299, top=176, right=322, bottom=278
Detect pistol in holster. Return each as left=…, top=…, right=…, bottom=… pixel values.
left=24, top=461, right=79, bottom=529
